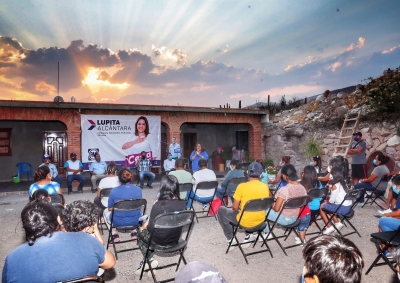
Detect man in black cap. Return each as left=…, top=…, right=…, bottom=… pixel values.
left=217, top=161, right=270, bottom=251
left=347, top=131, right=367, bottom=184
left=64, top=152, right=86, bottom=193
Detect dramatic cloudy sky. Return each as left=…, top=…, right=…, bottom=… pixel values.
left=0, top=1, right=399, bottom=107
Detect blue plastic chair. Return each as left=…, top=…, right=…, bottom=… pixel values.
left=16, top=162, right=33, bottom=181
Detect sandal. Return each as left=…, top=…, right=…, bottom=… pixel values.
left=112, top=233, right=120, bottom=243
left=131, top=230, right=138, bottom=240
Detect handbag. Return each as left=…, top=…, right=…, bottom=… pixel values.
left=209, top=198, right=222, bottom=216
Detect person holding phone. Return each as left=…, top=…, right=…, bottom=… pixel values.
left=190, top=143, right=208, bottom=173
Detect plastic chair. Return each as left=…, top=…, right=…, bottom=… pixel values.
left=16, top=162, right=33, bottom=181
left=106, top=198, right=147, bottom=260
left=361, top=175, right=391, bottom=209
left=49, top=194, right=65, bottom=206
left=179, top=183, right=193, bottom=203
left=55, top=275, right=104, bottom=282
left=139, top=210, right=195, bottom=283
left=227, top=198, right=275, bottom=264
left=365, top=226, right=400, bottom=275
left=306, top=188, right=329, bottom=235
left=221, top=177, right=248, bottom=207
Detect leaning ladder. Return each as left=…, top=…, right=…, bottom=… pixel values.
left=332, top=111, right=361, bottom=158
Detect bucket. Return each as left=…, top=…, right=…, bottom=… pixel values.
left=12, top=176, right=20, bottom=183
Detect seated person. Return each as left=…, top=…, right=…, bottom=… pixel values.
left=169, top=158, right=193, bottom=199
left=62, top=200, right=105, bottom=276
left=215, top=159, right=244, bottom=200
left=65, top=153, right=86, bottom=193
left=94, top=161, right=120, bottom=210
left=302, top=235, right=364, bottom=283
left=268, top=155, right=290, bottom=189
left=163, top=153, right=176, bottom=174
left=137, top=151, right=156, bottom=189
left=320, top=166, right=351, bottom=234
left=263, top=164, right=307, bottom=239
left=354, top=154, right=390, bottom=205
left=386, top=174, right=400, bottom=210
left=257, top=159, right=269, bottom=185
left=40, top=154, right=63, bottom=186
left=28, top=166, right=63, bottom=198
left=31, top=189, right=52, bottom=203
left=217, top=162, right=269, bottom=250
left=89, top=153, right=108, bottom=193
left=135, top=175, right=186, bottom=275
left=103, top=168, right=142, bottom=242
left=2, top=201, right=115, bottom=282
left=186, top=159, right=216, bottom=210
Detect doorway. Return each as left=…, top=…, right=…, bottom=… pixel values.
left=183, top=133, right=197, bottom=159
left=43, top=131, right=68, bottom=177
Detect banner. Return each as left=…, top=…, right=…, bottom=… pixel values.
left=81, top=115, right=161, bottom=170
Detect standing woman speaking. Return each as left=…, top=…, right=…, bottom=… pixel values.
left=190, top=143, right=208, bottom=173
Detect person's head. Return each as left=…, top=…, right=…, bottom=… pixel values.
left=195, top=143, right=205, bottom=152
left=118, top=168, right=133, bottom=184
left=94, top=153, right=101, bottom=162
left=106, top=161, right=118, bottom=175
left=302, top=235, right=364, bottom=283
left=141, top=151, right=147, bottom=159
left=158, top=175, right=180, bottom=201
left=135, top=116, right=149, bottom=137
left=280, top=156, right=291, bottom=166
left=70, top=152, right=77, bottom=161
left=175, top=158, right=185, bottom=169
left=172, top=137, right=176, bottom=144
left=198, top=159, right=208, bottom=170
left=311, top=156, right=321, bottom=169
left=375, top=153, right=389, bottom=166
left=43, top=154, right=51, bottom=164
left=34, top=166, right=51, bottom=182
left=230, top=159, right=240, bottom=170
left=281, top=164, right=298, bottom=182
left=300, top=165, right=318, bottom=191
left=21, top=201, right=59, bottom=246
left=232, top=146, right=237, bottom=152
left=31, top=189, right=51, bottom=203
left=167, top=152, right=173, bottom=161
left=330, top=166, right=348, bottom=191
left=247, top=162, right=263, bottom=179
left=353, top=131, right=362, bottom=142
left=61, top=200, right=101, bottom=233
left=391, top=174, right=400, bottom=193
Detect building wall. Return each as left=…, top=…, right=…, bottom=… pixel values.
left=0, top=121, right=66, bottom=181
left=0, top=106, right=263, bottom=181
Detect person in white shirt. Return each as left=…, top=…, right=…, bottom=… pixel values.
left=40, top=154, right=62, bottom=186
left=64, top=153, right=86, bottom=193
left=169, top=137, right=181, bottom=159
left=186, top=159, right=216, bottom=209
left=94, top=161, right=120, bottom=210
left=163, top=153, right=176, bottom=174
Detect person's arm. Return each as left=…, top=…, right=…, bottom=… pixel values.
left=97, top=187, right=102, bottom=198
left=383, top=209, right=400, bottom=218
left=93, top=223, right=105, bottom=245
left=202, top=151, right=209, bottom=160
left=232, top=198, right=240, bottom=212
left=361, top=174, right=377, bottom=183
left=64, top=161, right=73, bottom=172
left=89, top=163, right=95, bottom=176
left=318, top=173, right=330, bottom=182
left=177, top=146, right=181, bottom=158
left=99, top=250, right=116, bottom=269
left=190, top=151, right=196, bottom=161
left=163, top=160, right=168, bottom=171
left=328, top=185, right=338, bottom=203
left=388, top=169, right=400, bottom=177
left=272, top=197, right=284, bottom=212
left=221, top=171, right=232, bottom=188
left=269, top=172, right=282, bottom=184
left=53, top=164, right=59, bottom=178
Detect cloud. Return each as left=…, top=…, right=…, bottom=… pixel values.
left=330, top=62, right=342, bottom=72
left=250, top=84, right=322, bottom=100
left=151, top=45, right=187, bottom=64
left=382, top=44, right=400, bottom=54
left=216, top=44, right=229, bottom=53
left=345, top=37, right=365, bottom=51
left=284, top=56, right=317, bottom=71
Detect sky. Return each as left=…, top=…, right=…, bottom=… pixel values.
left=0, top=0, right=399, bottom=107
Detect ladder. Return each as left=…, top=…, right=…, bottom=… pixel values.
left=332, top=111, right=361, bottom=158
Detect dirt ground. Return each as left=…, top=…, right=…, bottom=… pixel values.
left=0, top=184, right=397, bottom=283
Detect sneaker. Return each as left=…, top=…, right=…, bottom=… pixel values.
left=295, top=237, right=306, bottom=245
left=241, top=233, right=256, bottom=249
left=227, top=238, right=238, bottom=251
left=139, top=186, right=144, bottom=189
left=385, top=250, right=393, bottom=259
left=334, top=222, right=344, bottom=231
left=323, top=226, right=335, bottom=235
left=135, top=258, right=159, bottom=275
left=357, top=202, right=365, bottom=207
left=147, top=185, right=153, bottom=189
left=258, top=232, right=274, bottom=242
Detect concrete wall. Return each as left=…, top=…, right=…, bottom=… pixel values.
left=0, top=121, right=66, bottom=181
left=180, top=123, right=249, bottom=155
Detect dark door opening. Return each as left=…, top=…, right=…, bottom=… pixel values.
left=236, top=131, right=249, bottom=151
left=43, top=131, right=68, bottom=177
left=183, top=133, right=197, bottom=159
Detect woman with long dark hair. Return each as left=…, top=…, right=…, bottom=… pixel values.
left=2, top=201, right=115, bottom=282
left=190, top=142, right=208, bottom=172
left=135, top=175, right=186, bottom=276
left=28, top=166, right=63, bottom=198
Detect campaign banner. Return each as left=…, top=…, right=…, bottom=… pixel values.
left=81, top=115, right=161, bottom=170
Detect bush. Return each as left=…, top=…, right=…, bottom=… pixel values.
left=365, top=78, right=400, bottom=114
left=302, top=139, right=323, bottom=158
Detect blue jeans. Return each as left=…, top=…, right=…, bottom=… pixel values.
left=298, top=214, right=311, bottom=232
left=354, top=182, right=375, bottom=203
left=138, top=171, right=155, bottom=187
left=53, top=175, right=63, bottom=187
left=185, top=190, right=214, bottom=209
left=379, top=217, right=400, bottom=232
left=215, top=186, right=234, bottom=199
left=67, top=174, right=86, bottom=192
left=264, top=209, right=297, bottom=232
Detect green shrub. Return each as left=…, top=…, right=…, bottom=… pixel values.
left=302, top=139, right=323, bottom=158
